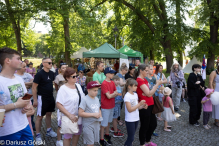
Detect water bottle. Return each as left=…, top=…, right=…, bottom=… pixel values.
left=0, top=91, right=13, bottom=105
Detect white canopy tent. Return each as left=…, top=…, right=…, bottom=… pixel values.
left=183, top=56, right=202, bottom=73
left=71, top=47, right=88, bottom=58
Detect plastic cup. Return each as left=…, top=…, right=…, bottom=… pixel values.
left=0, top=109, right=5, bottom=127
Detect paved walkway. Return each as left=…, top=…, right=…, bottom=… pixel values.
left=34, top=94, right=219, bottom=146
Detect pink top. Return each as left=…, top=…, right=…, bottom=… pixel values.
left=202, top=97, right=212, bottom=112
left=162, top=96, right=173, bottom=108
left=26, top=67, right=36, bottom=78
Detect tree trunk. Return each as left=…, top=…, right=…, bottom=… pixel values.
left=163, top=39, right=173, bottom=73
left=63, top=13, right=71, bottom=66
left=176, top=0, right=183, bottom=67
left=206, top=0, right=218, bottom=71
left=5, top=0, right=22, bottom=58
left=150, top=49, right=155, bottom=60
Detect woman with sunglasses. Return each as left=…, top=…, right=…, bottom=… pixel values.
left=56, top=67, right=85, bottom=146
left=77, top=70, right=86, bottom=94
left=54, top=62, right=67, bottom=146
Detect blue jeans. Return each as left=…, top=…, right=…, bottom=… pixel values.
left=124, top=121, right=139, bottom=146
left=0, top=125, right=34, bottom=146
left=31, top=99, right=35, bottom=130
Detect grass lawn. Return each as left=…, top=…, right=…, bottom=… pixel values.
left=22, top=58, right=42, bottom=69
left=163, top=69, right=209, bottom=87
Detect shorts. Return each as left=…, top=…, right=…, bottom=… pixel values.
left=63, top=125, right=82, bottom=139
left=0, top=125, right=34, bottom=146
left=113, top=104, right=121, bottom=119
left=37, top=95, right=55, bottom=117
left=83, top=122, right=100, bottom=145
left=101, top=108, right=114, bottom=127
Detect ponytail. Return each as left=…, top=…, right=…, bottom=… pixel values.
left=134, top=64, right=148, bottom=79
left=122, top=78, right=138, bottom=97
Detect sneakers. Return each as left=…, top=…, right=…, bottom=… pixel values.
left=46, top=128, right=57, bottom=137
left=194, top=122, right=200, bottom=127
left=110, top=127, right=121, bottom=133
left=207, top=124, right=211, bottom=128
left=36, top=134, right=43, bottom=145
left=104, top=135, right=113, bottom=145
left=56, top=140, right=63, bottom=146
left=152, top=132, right=159, bottom=136
left=149, top=142, right=157, bottom=146
left=145, top=142, right=157, bottom=146
left=113, top=132, right=124, bottom=137
left=203, top=125, right=209, bottom=130
left=99, top=140, right=107, bottom=146
left=182, top=98, right=186, bottom=102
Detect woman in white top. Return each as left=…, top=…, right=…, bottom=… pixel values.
left=56, top=67, right=85, bottom=146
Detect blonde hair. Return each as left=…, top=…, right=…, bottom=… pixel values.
left=122, top=78, right=138, bottom=97
left=120, top=63, right=128, bottom=71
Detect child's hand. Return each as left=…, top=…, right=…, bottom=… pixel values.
left=118, top=93, right=122, bottom=96
left=140, top=100, right=146, bottom=106
left=93, top=112, right=101, bottom=119
left=143, top=103, right=148, bottom=109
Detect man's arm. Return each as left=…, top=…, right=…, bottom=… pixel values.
left=32, top=83, right=38, bottom=108
left=25, top=79, right=33, bottom=86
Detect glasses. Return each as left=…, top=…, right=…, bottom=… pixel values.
left=45, top=62, right=52, bottom=65
left=71, top=75, right=78, bottom=79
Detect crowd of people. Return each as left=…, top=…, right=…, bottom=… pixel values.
left=0, top=47, right=219, bottom=146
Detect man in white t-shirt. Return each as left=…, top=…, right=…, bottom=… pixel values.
left=0, top=47, right=33, bottom=145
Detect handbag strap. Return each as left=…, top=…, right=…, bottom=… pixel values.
left=75, top=84, right=81, bottom=106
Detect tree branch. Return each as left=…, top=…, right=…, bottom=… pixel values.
left=152, top=3, right=163, bottom=21
left=116, top=0, right=155, bottom=34
left=90, top=0, right=107, bottom=12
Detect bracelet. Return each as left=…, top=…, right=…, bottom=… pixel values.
left=13, top=103, right=17, bottom=109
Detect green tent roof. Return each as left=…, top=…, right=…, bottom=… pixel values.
left=83, top=43, right=128, bottom=59
left=118, top=45, right=144, bottom=63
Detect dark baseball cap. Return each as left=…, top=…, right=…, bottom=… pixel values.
left=87, top=81, right=101, bottom=89
left=104, top=67, right=116, bottom=75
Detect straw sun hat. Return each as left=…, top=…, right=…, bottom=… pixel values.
left=163, top=87, right=172, bottom=96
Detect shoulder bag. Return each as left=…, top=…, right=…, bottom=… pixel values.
left=152, top=96, right=164, bottom=114
left=60, top=84, right=81, bottom=134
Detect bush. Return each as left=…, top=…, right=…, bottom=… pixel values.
left=206, top=67, right=215, bottom=75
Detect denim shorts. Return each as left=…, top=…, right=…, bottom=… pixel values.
left=101, top=108, right=114, bottom=127
left=113, top=103, right=121, bottom=119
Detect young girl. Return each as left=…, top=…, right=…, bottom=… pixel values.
left=161, top=87, right=176, bottom=132
left=123, top=79, right=148, bottom=146
left=201, top=88, right=214, bottom=129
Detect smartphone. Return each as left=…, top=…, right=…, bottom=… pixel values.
left=22, top=93, right=33, bottom=100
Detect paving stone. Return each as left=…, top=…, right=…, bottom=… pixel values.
left=33, top=92, right=219, bottom=146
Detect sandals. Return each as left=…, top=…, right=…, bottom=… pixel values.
left=118, top=120, right=124, bottom=126
left=164, top=128, right=171, bottom=132
left=157, top=117, right=163, bottom=121
left=167, top=126, right=172, bottom=129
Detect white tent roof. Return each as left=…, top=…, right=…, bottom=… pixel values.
left=71, top=47, right=88, bottom=58
left=183, top=56, right=202, bottom=73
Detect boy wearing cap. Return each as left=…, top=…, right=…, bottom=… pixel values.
left=79, top=81, right=103, bottom=146
left=201, top=88, right=213, bottom=130
left=99, top=67, right=118, bottom=146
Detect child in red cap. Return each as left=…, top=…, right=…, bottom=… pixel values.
left=201, top=88, right=214, bottom=129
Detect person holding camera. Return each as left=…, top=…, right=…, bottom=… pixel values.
left=170, top=62, right=184, bottom=111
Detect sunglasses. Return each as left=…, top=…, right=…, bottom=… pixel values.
left=60, top=63, right=67, bottom=65
left=71, top=75, right=78, bottom=79
left=45, top=62, right=52, bottom=65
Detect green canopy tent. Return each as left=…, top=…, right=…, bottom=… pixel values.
left=83, top=43, right=128, bottom=59
left=118, top=45, right=144, bottom=63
